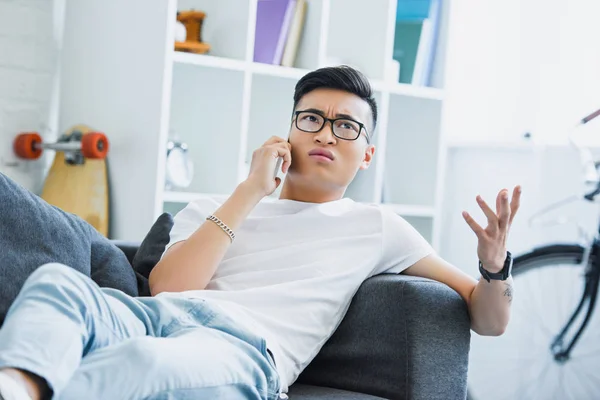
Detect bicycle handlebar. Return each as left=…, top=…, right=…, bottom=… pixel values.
left=584, top=184, right=600, bottom=201
left=582, top=108, right=600, bottom=125
left=529, top=107, right=600, bottom=232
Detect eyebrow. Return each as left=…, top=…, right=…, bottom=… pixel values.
left=301, top=108, right=364, bottom=124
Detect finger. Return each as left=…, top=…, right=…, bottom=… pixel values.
left=271, top=145, right=292, bottom=173
left=476, top=195, right=498, bottom=232
left=508, top=185, right=521, bottom=225
left=274, top=177, right=282, bottom=189
left=462, top=211, right=485, bottom=237
left=497, top=189, right=511, bottom=231
left=274, top=143, right=292, bottom=173
left=263, top=136, right=287, bottom=146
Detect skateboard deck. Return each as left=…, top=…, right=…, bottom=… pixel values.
left=14, top=124, right=110, bottom=236
left=43, top=125, right=109, bottom=236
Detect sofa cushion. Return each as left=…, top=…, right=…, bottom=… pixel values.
left=0, top=173, right=138, bottom=325
left=90, top=229, right=141, bottom=297
left=288, top=384, right=386, bottom=399
left=124, top=212, right=173, bottom=297
left=132, top=212, right=173, bottom=280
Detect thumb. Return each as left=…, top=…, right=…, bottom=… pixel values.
left=274, top=177, right=282, bottom=188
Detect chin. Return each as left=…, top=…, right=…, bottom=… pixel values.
left=293, top=168, right=348, bottom=189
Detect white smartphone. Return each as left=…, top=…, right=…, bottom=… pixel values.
left=273, top=157, right=283, bottom=179
left=273, top=136, right=290, bottom=179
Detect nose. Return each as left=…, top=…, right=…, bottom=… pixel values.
left=314, top=120, right=336, bottom=145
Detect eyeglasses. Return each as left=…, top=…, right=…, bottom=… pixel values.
left=293, top=110, right=370, bottom=143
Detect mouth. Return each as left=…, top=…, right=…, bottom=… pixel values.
left=308, top=148, right=335, bottom=162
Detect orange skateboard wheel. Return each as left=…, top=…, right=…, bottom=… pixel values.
left=81, top=132, right=109, bottom=159
left=14, top=132, right=43, bottom=159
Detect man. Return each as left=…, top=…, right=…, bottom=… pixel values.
left=0, top=65, right=520, bottom=400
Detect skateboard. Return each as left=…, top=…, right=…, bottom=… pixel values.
left=13, top=124, right=110, bottom=236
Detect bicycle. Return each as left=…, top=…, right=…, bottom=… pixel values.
left=467, top=108, right=600, bottom=400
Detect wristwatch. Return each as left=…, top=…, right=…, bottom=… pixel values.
left=479, top=251, right=513, bottom=282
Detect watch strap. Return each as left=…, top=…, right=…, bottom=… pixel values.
left=479, top=251, right=512, bottom=282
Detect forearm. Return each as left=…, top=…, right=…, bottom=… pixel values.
left=469, top=275, right=513, bottom=336
left=149, top=181, right=263, bottom=295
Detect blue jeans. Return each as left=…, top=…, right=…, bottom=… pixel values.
left=0, top=263, right=282, bottom=399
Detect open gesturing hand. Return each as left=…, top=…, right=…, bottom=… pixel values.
left=462, top=186, right=522, bottom=272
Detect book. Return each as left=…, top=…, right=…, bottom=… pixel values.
left=281, top=0, right=307, bottom=67
left=414, top=0, right=441, bottom=85
left=254, top=0, right=297, bottom=65
left=393, top=0, right=441, bottom=86
left=396, top=0, right=431, bottom=20
left=273, top=0, right=297, bottom=64
left=394, top=20, right=424, bottom=84
left=412, top=17, right=432, bottom=85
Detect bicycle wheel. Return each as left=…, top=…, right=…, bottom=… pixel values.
left=467, top=244, right=600, bottom=400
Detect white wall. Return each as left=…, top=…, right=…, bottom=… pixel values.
left=438, top=0, right=600, bottom=267
left=443, top=0, right=600, bottom=146
left=0, top=0, right=63, bottom=193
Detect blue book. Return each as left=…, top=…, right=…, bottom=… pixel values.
left=396, top=0, right=431, bottom=20
left=394, top=0, right=441, bottom=86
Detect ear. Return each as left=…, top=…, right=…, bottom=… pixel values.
left=359, top=145, right=376, bottom=170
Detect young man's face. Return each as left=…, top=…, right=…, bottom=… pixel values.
left=287, top=88, right=376, bottom=190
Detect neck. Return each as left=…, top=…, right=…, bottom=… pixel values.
left=279, top=176, right=345, bottom=204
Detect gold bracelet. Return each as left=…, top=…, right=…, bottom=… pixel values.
left=206, top=215, right=235, bottom=242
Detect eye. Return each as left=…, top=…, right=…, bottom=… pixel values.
left=337, top=120, right=360, bottom=132
left=303, top=115, right=318, bottom=122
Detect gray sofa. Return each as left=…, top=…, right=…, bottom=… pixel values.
left=115, top=242, right=471, bottom=400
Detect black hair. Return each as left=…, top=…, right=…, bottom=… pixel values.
left=293, top=65, right=378, bottom=133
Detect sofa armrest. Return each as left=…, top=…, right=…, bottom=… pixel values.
left=295, top=274, right=471, bottom=400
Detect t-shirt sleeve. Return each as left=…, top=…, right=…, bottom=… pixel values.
left=372, top=205, right=435, bottom=276
left=161, top=199, right=211, bottom=259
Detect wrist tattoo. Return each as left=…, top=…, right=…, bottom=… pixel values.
left=503, top=282, right=513, bottom=304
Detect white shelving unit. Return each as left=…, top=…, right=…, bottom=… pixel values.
left=57, top=0, right=452, bottom=246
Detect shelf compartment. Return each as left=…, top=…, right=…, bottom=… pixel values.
left=246, top=74, right=297, bottom=164
left=169, top=63, right=245, bottom=195
left=176, top=0, right=252, bottom=60
left=382, top=94, right=442, bottom=207
left=326, top=0, right=395, bottom=80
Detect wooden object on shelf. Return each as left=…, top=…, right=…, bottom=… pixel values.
left=175, top=10, right=211, bottom=54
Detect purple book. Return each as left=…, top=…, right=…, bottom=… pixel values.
left=254, top=0, right=296, bottom=64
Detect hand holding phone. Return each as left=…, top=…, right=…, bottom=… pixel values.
left=245, top=136, right=291, bottom=197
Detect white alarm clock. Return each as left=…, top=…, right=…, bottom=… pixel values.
left=165, top=139, right=194, bottom=189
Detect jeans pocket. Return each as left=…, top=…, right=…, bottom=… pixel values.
left=263, top=343, right=283, bottom=399
left=266, top=347, right=277, bottom=369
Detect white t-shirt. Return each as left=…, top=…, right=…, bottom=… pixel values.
left=159, top=196, right=433, bottom=393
